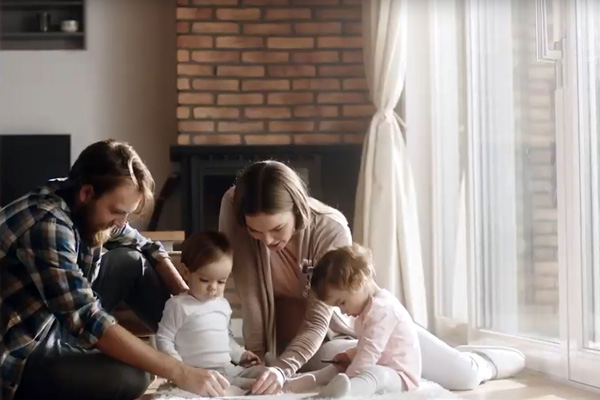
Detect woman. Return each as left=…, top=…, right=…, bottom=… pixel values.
left=219, top=161, right=525, bottom=395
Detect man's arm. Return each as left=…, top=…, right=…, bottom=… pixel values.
left=98, top=324, right=229, bottom=397
left=105, top=224, right=188, bottom=295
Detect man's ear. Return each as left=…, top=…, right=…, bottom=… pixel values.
left=78, top=184, right=95, bottom=204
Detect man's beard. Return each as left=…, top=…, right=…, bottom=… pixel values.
left=73, top=203, right=113, bottom=247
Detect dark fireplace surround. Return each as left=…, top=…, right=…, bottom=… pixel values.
left=170, top=144, right=363, bottom=236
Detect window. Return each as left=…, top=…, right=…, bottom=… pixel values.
left=432, top=0, right=600, bottom=387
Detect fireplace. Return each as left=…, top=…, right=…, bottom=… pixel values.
left=170, top=144, right=362, bottom=236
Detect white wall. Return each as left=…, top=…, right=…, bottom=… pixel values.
left=0, top=0, right=177, bottom=212
left=406, top=0, right=434, bottom=327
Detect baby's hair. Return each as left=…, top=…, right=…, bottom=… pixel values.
left=180, top=231, right=232, bottom=273
left=310, top=243, right=375, bottom=301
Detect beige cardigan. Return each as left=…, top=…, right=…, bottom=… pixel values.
left=219, top=188, right=356, bottom=376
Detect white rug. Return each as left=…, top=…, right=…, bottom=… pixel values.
left=151, top=380, right=460, bottom=400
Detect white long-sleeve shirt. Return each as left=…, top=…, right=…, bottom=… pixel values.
left=156, top=294, right=246, bottom=370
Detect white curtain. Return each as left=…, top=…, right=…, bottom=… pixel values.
left=354, top=0, right=428, bottom=327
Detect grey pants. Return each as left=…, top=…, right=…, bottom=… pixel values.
left=14, top=247, right=171, bottom=400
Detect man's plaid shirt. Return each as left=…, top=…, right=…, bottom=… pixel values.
left=0, top=180, right=169, bottom=400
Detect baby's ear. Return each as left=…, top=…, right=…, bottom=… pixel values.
left=180, top=263, right=191, bottom=281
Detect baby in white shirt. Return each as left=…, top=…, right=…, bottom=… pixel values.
left=156, top=231, right=263, bottom=391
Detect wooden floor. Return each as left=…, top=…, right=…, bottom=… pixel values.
left=141, top=370, right=600, bottom=399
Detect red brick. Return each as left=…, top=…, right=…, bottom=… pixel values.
left=343, top=133, right=365, bottom=144
left=245, top=134, right=292, bottom=145
left=268, top=92, right=313, bottom=105
left=177, top=50, right=190, bottom=62
left=193, top=0, right=238, bottom=4
left=343, top=78, right=368, bottom=90
left=295, top=22, right=342, bottom=35
left=319, top=65, right=364, bottom=77
left=291, top=51, right=339, bottom=63
left=267, top=38, right=314, bottom=49
left=178, top=64, right=214, bottom=76
left=292, top=78, right=340, bottom=90
left=244, top=0, right=288, bottom=4
left=177, top=107, right=191, bottom=119
left=177, top=8, right=212, bottom=20
left=242, top=79, right=290, bottom=91
left=343, top=105, right=376, bottom=117
left=269, top=121, right=315, bottom=132
left=177, top=35, right=213, bottom=48
left=191, top=50, right=240, bottom=63
left=192, top=134, right=242, bottom=145
left=192, top=79, right=239, bottom=91
left=177, top=22, right=190, bottom=33
left=218, top=121, right=264, bottom=132
left=317, top=92, right=368, bottom=104
left=245, top=107, right=292, bottom=119
left=320, top=119, right=369, bottom=132
left=343, top=50, right=362, bottom=63
left=218, top=94, right=264, bottom=105
left=242, top=51, right=289, bottom=63
left=217, top=66, right=265, bottom=77
left=344, top=22, right=362, bottom=34
left=194, top=107, right=240, bottom=119
left=216, top=36, right=264, bottom=49
left=316, top=8, right=361, bottom=20
left=293, top=133, right=342, bottom=144
left=292, top=0, right=339, bottom=4
left=178, top=93, right=214, bottom=104
left=317, top=36, right=362, bottom=49
left=265, top=8, right=311, bottom=20
left=192, top=22, right=239, bottom=34
left=268, top=65, right=316, bottom=77
left=216, top=8, right=261, bottom=20
left=178, top=78, right=191, bottom=90
left=178, top=133, right=191, bottom=145
left=243, top=23, right=292, bottom=35
left=294, top=105, right=338, bottom=118
left=179, top=121, right=215, bottom=132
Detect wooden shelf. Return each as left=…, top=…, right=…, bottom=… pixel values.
left=0, top=0, right=85, bottom=50
left=2, top=31, right=82, bottom=39
left=2, top=2, right=83, bottom=7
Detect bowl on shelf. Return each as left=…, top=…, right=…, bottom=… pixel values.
left=60, top=20, right=79, bottom=33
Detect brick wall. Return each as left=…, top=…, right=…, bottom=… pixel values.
left=175, top=0, right=372, bottom=146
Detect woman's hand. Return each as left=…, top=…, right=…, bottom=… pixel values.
left=239, top=350, right=262, bottom=367
left=331, top=352, right=352, bottom=373
left=251, top=367, right=285, bottom=395
left=174, top=366, right=229, bottom=397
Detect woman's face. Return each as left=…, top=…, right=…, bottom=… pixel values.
left=245, top=211, right=296, bottom=252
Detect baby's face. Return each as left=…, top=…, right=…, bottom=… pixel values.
left=187, top=256, right=232, bottom=301
left=325, top=284, right=370, bottom=318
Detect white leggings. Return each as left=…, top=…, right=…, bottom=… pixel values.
left=344, top=366, right=405, bottom=396
left=303, top=324, right=486, bottom=390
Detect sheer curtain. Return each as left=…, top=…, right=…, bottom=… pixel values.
left=354, top=0, right=427, bottom=327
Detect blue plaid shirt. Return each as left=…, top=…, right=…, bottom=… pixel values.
left=0, top=179, right=169, bottom=400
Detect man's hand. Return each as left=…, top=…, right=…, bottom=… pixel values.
left=173, top=366, right=229, bottom=397
left=331, top=352, right=351, bottom=373
left=239, top=350, right=261, bottom=367
left=251, top=367, right=284, bottom=395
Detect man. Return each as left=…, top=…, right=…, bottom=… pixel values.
left=0, top=140, right=230, bottom=400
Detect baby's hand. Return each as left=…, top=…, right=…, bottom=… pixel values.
left=239, top=350, right=262, bottom=367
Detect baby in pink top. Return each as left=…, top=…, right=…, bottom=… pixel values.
left=284, top=243, right=422, bottom=398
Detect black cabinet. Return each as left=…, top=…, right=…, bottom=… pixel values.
left=170, top=145, right=363, bottom=236
left=1, top=0, right=85, bottom=50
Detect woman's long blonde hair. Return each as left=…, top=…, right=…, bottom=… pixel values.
left=233, top=160, right=312, bottom=230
